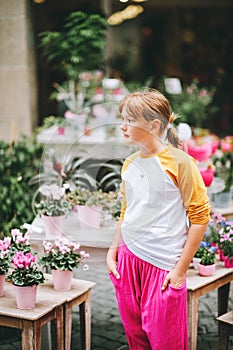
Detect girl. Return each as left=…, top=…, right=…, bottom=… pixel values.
left=106, top=89, right=210, bottom=350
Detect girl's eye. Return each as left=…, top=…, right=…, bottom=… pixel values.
left=123, top=117, right=134, bottom=124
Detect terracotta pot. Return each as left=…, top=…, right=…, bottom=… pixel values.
left=52, top=269, right=73, bottom=291
left=224, top=256, right=233, bottom=268
left=43, top=215, right=64, bottom=238
left=77, top=205, right=102, bottom=228
left=198, top=263, right=215, bottom=277
left=14, top=284, right=37, bottom=309
left=0, top=274, right=5, bottom=297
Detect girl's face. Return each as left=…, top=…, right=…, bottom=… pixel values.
left=120, top=109, right=154, bottom=147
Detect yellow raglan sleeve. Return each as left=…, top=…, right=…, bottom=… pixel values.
left=178, top=156, right=211, bottom=224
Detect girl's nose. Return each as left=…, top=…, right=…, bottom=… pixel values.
left=120, top=122, right=127, bottom=131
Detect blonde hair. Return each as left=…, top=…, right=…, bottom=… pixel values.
left=119, top=88, right=182, bottom=148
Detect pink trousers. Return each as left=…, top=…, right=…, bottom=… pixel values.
left=109, top=242, right=188, bottom=350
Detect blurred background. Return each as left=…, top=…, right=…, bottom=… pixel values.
left=0, top=0, right=233, bottom=140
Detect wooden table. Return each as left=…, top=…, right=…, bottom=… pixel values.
left=0, top=275, right=95, bottom=350
left=186, top=263, right=233, bottom=350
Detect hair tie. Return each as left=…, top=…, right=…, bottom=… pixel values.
left=167, top=123, right=173, bottom=130
left=169, top=112, right=175, bottom=124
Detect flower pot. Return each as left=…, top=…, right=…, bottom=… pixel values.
left=14, top=284, right=37, bottom=309
left=57, top=126, right=65, bottom=135
left=43, top=215, right=64, bottom=238
left=77, top=205, right=102, bottom=228
left=0, top=274, right=5, bottom=297
left=219, top=249, right=225, bottom=262
left=193, top=257, right=201, bottom=270
left=187, top=143, right=212, bottom=161
left=199, top=168, right=215, bottom=187
left=224, top=256, right=233, bottom=268
left=198, top=263, right=216, bottom=277
left=52, top=269, right=73, bottom=291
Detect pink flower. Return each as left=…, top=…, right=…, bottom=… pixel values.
left=0, top=236, right=11, bottom=251
left=199, top=89, right=208, bottom=97
left=11, top=228, right=21, bottom=239
left=12, top=251, right=36, bottom=269
left=43, top=241, right=53, bottom=252
left=64, top=110, right=74, bottom=119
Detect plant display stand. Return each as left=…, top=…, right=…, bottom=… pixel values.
left=0, top=275, right=95, bottom=350
left=216, top=311, right=233, bottom=350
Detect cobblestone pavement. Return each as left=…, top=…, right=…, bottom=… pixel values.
left=0, top=248, right=232, bottom=350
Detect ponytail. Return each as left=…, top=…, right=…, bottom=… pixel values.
left=166, top=113, right=182, bottom=148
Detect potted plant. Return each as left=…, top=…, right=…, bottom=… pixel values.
left=166, top=78, right=217, bottom=128
left=198, top=245, right=217, bottom=276
left=36, top=115, right=72, bottom=135
left=33, top=184, right=72, bottom=237
left=0, top=236, right=11, bottom=297
left=193, top=241, right=210, bottom=269
left=7, top=251, right=45, bottom=309
left=67, top=187, right=107, bottom=228
left=40, top=238, right=89, bottom=291
left=219, top=220, right=233, bottom=267
left=38, top=11, right=107, bottom=114
left=212, top=151, right=233, bottom=208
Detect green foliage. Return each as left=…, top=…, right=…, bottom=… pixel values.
left=0, top=258, right=10, bottom=275
left=8, top=265, right=45, bottom=287
left=161, top=78, right=218, bottom=128
left=33, top=184, right=72, bottom=217
left=36, top=115, right=68, bottom=133
left=38, top=11, right=107, bottom=82
left=0, top=137, right=44, bottom=238
left=67, top=188, right=107, bottom=207
left=195, top=241, right=217, bottom=265
left=212, top=151, right=233, bottom=192
left=200, top=246, right=217, bottom=266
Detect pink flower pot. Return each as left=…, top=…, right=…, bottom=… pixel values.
left=199, top=168, right=215, bottom=187
left=211, top=139, right=219, bottom=154
left=14, top=284, right=37, bottom=309
left=224, top=256, right=233, bottom=268
left=43, top=215, right=64, bottom=238
left=52, top=270, right=73, bottom=291
left=219, top=249, right=225, bottom=262
left=0, top=274, right=5, bottom=297
left=198, top=263, right=215, bottom=277
left=77, top=205, right=102, bottom=228
left=57, top=126, right=65, bottom=135
left=187, top=143, right=212, bottom=161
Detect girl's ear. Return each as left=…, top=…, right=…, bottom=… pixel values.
left=150, top=119, right=161, bottom=133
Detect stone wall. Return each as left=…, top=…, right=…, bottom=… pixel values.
left=0, top=0, right=38, bottom=141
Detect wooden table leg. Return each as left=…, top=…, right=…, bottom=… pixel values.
left=21, top=320, right=41, bottom=350
left=187, top=291, right=199, bottom=350
left=80, top=292, right=91, bottom=350
left=56, top=305, right=64, bottom=350
left=64, top=303, right=73, bottom=350
left=218, top=283, right=230, bottom=316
